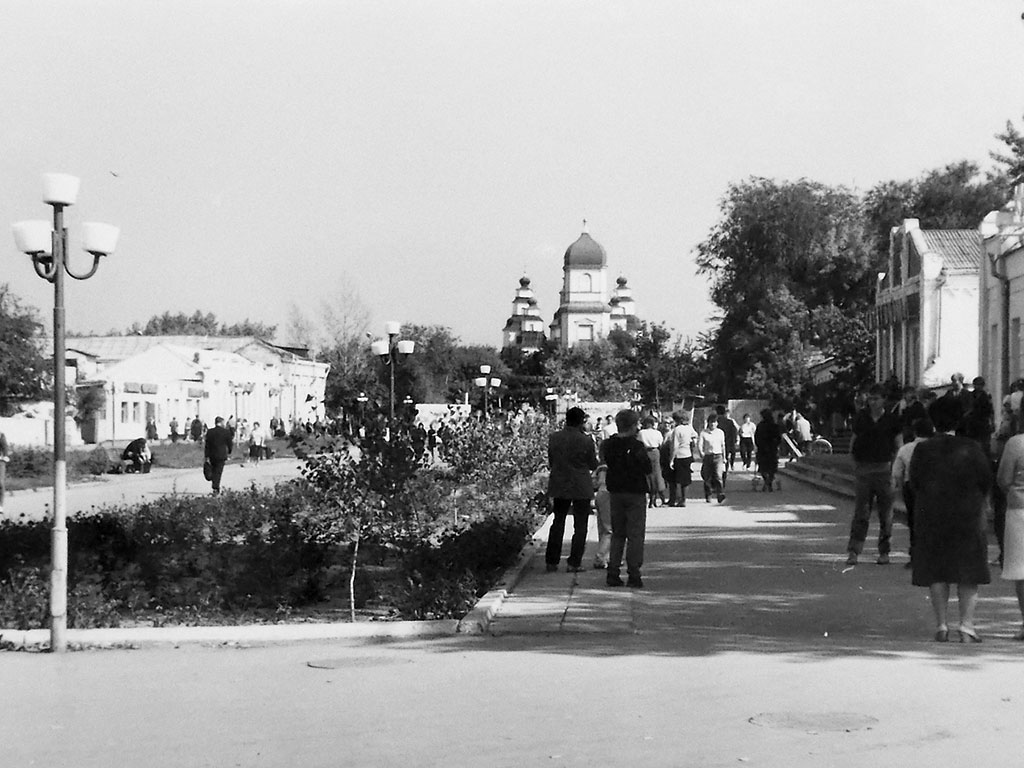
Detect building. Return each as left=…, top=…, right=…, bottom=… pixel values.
left=64, top=335, right=329, bottom=443
left=502, top=223, right=640, bottom=353
left=874, top=219, right=981, bottom=388
left=980, top=185, right=1024, bottom=407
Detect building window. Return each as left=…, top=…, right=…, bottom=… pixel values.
left=132, top=401, right=142, bottom=423
left=120, top=402, right=129, bottom=423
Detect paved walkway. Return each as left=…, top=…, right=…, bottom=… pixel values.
left=7, top=467, right=1024, bottom=767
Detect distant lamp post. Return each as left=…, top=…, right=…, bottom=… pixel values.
left=473, top=364, right=502, bottom=418
left=370, top=321, right=415, bottom=423
left=12, top=173, right=120, bottom=654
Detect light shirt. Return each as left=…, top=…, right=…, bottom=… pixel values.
left=638, top=427, right=663, bottom=449
left=699, top=427, right=726, bottom=457
left=739, top=420, right=756, bottom=439
left=795, top=416, right=812, bottom=442
left=671, top=423, right=697, bottom=459
left=891, top=437, right=923, bottom=488
left=601, top=422, right=618, bottom=440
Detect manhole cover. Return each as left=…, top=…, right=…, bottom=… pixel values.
left=749, top=712, right=877, bottom=732
left=306, top=657, right=412, bottom=670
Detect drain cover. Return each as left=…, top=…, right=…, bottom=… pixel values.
left=749, top=712, right=877, bottom=732
left=306, top=657, right=411, bottom=670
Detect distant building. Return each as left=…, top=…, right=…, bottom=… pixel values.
left=502, top=223, right=640, bottom=353
left=63, top=335, right=329, bottom=443
left=874, top=219, right=981, bottom=388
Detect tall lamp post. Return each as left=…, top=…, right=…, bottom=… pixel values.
left=370, top=321, right=415, bottom=423
left=12, top=174, right=120, bottom=653
left=473, top=364, right=501, bottom=419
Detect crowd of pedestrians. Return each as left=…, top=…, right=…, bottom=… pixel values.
left=846, top=371, right=1024, bottom=643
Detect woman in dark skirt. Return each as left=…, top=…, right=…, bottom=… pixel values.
left=754, top=409, right=781, bottom=491
left=909, top=398, right=992, bottom=642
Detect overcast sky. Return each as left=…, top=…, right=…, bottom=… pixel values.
left=3, top=0, right=1024, bottom=348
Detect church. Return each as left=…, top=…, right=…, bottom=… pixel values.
left=502, top=223, right=640, bottom=352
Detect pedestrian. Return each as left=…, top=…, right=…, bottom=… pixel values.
left=910, top=397, right=991, bottom=642
left=845, top=384, right=901, bottom=566
left=738, top=413, right=756, bottom=469
left=997, top=424, right=1024, bottom=639
left=600, top=414, right=617, bottom=442
left=0, top=429, right=8, bottom=513
left=667, top=411, right=697, bottom=506
left=638, top=415, right=666, bottom=508
left=698, top=413, right=727, bottom=503
left=236, top=419, right=250, bottom=463
left=190, top=415, right=203, bottom=442
left=891, top=417, right=935, bottom=570
left=940, top=372, right=973, bottom=435
left=121, top=436, right=152, bottom=474
left=993, top=400, right=1018, bottom=567
left=145, top=418, right=158, bottom=442
left=754, top=408, right=781, bottom=491
left=716, top=405, right=739, bottom=474
left=544, top=407, right=598, bottom=573
left=963, top=376, right=994, bottom=457
left=203, top=416, right=234, bottom=496
left=248, top=421, right=266, bottom=465
left=793, top=412, right=812, bottom=454
left=601, top=409, right=652, bottom=588
left=896, top=386, right=926, bottom=446
left=169, top=416, right=180, bottom=443
left=591, top=463, right=612, bottom=570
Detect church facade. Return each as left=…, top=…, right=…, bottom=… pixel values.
left=502, top=224, right=639, bottom=352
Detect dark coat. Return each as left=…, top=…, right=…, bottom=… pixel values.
left=547, top=426, right=598, bottom=500
left=601, top=434, right=652, bottom=494
left=908, top=433, right=992, bottom=586
left=204, top=425, right=234, bottom=463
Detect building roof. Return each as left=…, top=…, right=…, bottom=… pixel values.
left=918, top=230, right=981, bottom=271
left=563, top=232, right=607, bottom=267
left=63, top=335, right=314, bottom=363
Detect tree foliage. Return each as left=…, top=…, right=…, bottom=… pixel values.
left=127, top=310, right=276, bottom=338
left=0, top=284, right=46, bottom=415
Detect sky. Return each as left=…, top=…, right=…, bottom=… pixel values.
left=3, top=0, right=1024, bottom=350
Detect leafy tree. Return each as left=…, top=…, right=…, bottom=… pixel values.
left=128, top=310, right=275, bottom=338
left=0, top=285, right=47, bottom=415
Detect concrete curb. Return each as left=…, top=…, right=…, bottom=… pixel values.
left=456, top=516, right=550, bottom=634
left=1, top=513, right=554, bottom=650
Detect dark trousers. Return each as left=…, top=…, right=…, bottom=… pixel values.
left=739, top=437, right=754, bottom=468
left=545, top=498, right=591, bottom=568
left=209, top=459, right=227, bottom=494
left=608, top=492, right=647, bottom=579
left=847, top=467, right=893, bottom=555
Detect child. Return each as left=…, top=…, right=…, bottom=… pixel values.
left=592, top=464, right=612, bottom=569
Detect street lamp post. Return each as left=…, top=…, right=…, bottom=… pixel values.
left=12, top=174, right=119, bottom=653
left=473, top=364, right=501, bottom=419
left=370, top=321, right=415, bottom=424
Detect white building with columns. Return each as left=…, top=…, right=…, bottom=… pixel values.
left=874, top=219, right=981, bottom=388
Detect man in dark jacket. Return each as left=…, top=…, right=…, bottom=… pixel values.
left=545, top=407, right=599, bottom=572
left=601, top=409, right=652, bottom=588
left=204, top=416, right=234, bottom=495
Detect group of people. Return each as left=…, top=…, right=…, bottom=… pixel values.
left=849, top=371, right=1024, bottom=642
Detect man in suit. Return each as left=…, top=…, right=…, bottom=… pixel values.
left=204, top=416, right=234, bottom=495
left=545, top=407, right=599, bottom=572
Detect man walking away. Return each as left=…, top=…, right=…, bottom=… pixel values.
left=602, top=409, right=652, bottom=588
left=204, top=416, right=234, bottom=496
left=716, top=405, right=739, bottom=473
left=846, top=384, right=901, bottom=565
left=545, top=407, right=598, bottom=573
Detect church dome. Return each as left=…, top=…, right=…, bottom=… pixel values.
left=564, top=232, right=606, bottom=267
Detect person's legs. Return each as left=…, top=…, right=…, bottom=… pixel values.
left=929, top=582, right=951, bottom=633
left=957, top=584, right=980, bottom=638
left=566, top=498, right=590, bottom=569
left=545, top=498, right=570, bottom=568
left=594, top=493, right=612, bottom=568
left=712, top=455, right=725, bottom=500
left=622, top=494, right=648, bottom=585
left=846, top=473, right=872, bottom=556
left=210, top=459, right=226, bottom=495
left=872, top=473, right=894, bottom=556
left=607, top=494, right=628, bottom=585
left=0, top=460, right=6, bottom=509
left=1015, top=581, right=1024, bottom=636
left=994, top=483, right=1007, bottom=565
left=902, top=483, right=915, bottom=565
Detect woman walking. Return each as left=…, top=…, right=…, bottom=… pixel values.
left=667, top=411, right=697, bottom=506
left=997, top=427, right=1024, bottom=639
left=909, top=399, right=992, bottom=642
left=638, top=416, right=666, bottom=507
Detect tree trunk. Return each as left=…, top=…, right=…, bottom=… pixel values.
left=349, top=532, right=360, bottom=622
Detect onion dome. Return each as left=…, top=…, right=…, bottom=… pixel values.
left=564, top=231, right=606, bottom=267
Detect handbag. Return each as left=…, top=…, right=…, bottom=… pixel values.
left=203, top=457, right=213, bottom=481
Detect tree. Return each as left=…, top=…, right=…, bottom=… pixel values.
left=128, top=310, right=276, bottom=338
left=0, top=284, right=47, bottom=415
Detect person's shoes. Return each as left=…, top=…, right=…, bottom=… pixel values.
left=845, top=552, right=858, bottom=566
left=876, top=554, right=890, bottom=565
left=627, top=576, right=644, bottom=588
left=606, top=575, right=624, bottom=587
left=704, top=494, right=710, bottom=503
left=545, top=563, right=558, bottom=573
left=717, top=493, right=726, bottom=503
left=566, top=564, right=584, bottom=573
left=959, top=625, right=982, bottom=644
left=934, top=627, right=949, bottom=642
